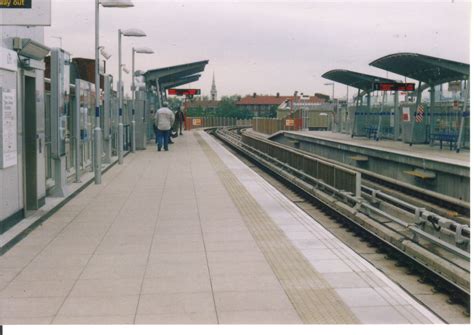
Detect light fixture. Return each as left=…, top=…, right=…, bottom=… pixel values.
left=121, top=28, right=146, bottom=37
left=13, top=37, right=50, bottom=60
left=134, top=47, right=154, bottom=54
left=134, top=70, right=145, bottom=76
left=122, top=65, right=130, bottom=74
left=100, top=0, right=134, bottom=8
left=99, top=46, right=112, bottom=60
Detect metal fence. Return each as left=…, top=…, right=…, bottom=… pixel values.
left=242, top=132, right=361, bottom=197
left=252, top=110, right=306, bottom=134
left=185, top=117, right=252, bottom=130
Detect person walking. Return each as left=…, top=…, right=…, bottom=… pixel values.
left=176, top=106, right=185, bottom=135
left=154, top=102, right=175, bottom=151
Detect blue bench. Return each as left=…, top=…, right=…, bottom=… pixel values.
left=430, top=132, right=458, bottom=150
left=365, top=126, right=378, bottom=140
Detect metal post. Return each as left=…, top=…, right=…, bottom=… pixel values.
left=345, top=85, right=349, bottom=132
left=118, top=30, right=124, bottom=164
left=394, top=91, right=400, bottom=140
left=366, top=93, right=371, bottom=135
left=104, top=75, right=112, bottom=163
left=409, top=81, right=422, bottom=146
left=94, top=0, right=102, bottom=184
left=456, top=79, right=469, bottom=153
left=75, top=80, right=81, bottom=183
left=351, top=89, right=360, bottom=137
left=131, top=48, right=136, bottom=152
left=155, top=80, right=162, bottom=107
left=429, top=84, right=435, bottom=145
left=375, top=91, right=386, bottom=141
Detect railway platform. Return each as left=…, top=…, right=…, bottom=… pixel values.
left=269, top=130, right=470, bottom=202
left=0, top=130, right=444, bottom=324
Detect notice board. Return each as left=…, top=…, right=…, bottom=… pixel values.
left=0, top=88, right=17, bottom=168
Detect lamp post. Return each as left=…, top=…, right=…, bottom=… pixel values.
left=117, top=28, right=146, bottom=164
left=94, top=0, right=134, bottom=185
left=131, top=47, right=154, bottom=152
left=324, top=82, right=335, bottom=101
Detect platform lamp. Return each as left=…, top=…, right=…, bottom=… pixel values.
left=117, top=28, right=147, bottom=164
left=94, top=0, right=134, bottom=185
left=324, top=82, right=335, bottom=101
left=131, top=47, right=154, bottom=153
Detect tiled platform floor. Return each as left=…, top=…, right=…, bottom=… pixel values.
left=0, top=130, right=443, bottom=324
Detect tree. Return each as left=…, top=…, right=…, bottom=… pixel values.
left=216, top=96, right=252, bottom=119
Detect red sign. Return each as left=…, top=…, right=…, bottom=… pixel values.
left=168, top=88, right=201, bottom=96
left=373, top=83, right=416, bottom=91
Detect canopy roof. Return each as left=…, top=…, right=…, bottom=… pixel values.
left=145, top=60, right=208, bottom=90
left=322, top=69, right=398, bottom=92
left=161, top=75, right=202, bottom=90
left=369, top=53, right=469, bottom=86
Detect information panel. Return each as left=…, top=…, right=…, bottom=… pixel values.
left=373, top=83, right=415, bottom=91
left=0, top=0, right=32, bottom=9
left=168, top=88, right=201, bottom=96
left=0, top=0, right=50, bottom=26
left=0, top=88, right=17, bottom=168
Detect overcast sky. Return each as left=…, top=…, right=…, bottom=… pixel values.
left=44, top=0, right=471, bottom=99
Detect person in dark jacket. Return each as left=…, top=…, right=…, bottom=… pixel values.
left=176, top=106, right=186, bottom=135
left=154, top=102, right=175, bottom=151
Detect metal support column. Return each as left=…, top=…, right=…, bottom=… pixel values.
left=103, top=75, right=112, bottom=163
left=74, top=79, right=81, bottom=183
left=366, top=93, right=371, bottom=134
left=118, top=30, right=124, bottom=164
left=131, top=49, right=136, bottom=153
left=429, top=84, right=435, bottom=145
left=456, top=79, right=469, bottom=153
left=376, top=91, right=386, bottom=141
left=50, top=49, right=70, bottom=196
left=394, top=91, right=400, bottom=140
left=409, top=80, right=422, bottom=146
left=94, top=0, right=102, bottom=183
left=351, top=89, right=360, bottom=137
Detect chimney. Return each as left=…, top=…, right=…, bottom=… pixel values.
left=276, top=92, right=280, bottom=97
left=253, top=92, right=257, bottom=98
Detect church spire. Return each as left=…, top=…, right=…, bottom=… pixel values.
left=210, top=72, right=217, bottom=101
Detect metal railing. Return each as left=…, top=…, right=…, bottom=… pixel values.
left=241, top=132, right=361, bottom=197
left=185, top=117, right=251, bottom=130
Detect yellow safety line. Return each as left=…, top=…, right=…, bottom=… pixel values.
left=196, top=132, right=359, bottom=324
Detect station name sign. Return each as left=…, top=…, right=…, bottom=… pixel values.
left=0, top=0, right=32, bottom=8
left=373, top=83, right=415, bottom=91
left=168, top=88, right=201, bottom=96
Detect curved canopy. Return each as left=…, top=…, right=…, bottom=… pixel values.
left=145, top=60, right=208, bottom=91
left=369, top=53, right=469, bottom=86
left=322, top=69, right=398, bottom=92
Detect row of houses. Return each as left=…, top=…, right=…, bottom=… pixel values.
left=184, top=93, right=330, bottom=117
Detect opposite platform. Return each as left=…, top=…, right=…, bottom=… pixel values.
left=0, top=130, right=442, bottom=324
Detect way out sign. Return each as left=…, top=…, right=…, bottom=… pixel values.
left=0, top=0, right=51, bottom=26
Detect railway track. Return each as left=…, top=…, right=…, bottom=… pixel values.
left=209, top=126, right=470, bottom=317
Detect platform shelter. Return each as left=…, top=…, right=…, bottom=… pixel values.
left=369, top=53, right=469, bottom=151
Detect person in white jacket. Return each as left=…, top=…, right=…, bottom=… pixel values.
left=154, top=102, right=175, bottom=151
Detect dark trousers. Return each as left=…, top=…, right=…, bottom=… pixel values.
left=156, top=129, right=170, bottom=150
